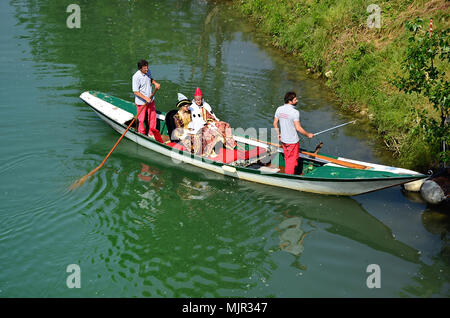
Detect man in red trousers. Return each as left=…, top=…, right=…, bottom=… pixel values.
left=273, top=91, right=314, bottom=174
left=132, top=59, right=161, bottom=137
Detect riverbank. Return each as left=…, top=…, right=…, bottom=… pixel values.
left=231, top=0, right=449, bottom=171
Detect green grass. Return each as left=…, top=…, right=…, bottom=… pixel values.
left=233, top=0, right=449, bottom=170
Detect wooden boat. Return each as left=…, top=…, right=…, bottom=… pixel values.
left=79, top=91, right=427, bottom=196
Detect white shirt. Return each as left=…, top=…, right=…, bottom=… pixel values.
left=132, top=70, right=152, bottom=105
left=275, top=104, right=300, bottom=144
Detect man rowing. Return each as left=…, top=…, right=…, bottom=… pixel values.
left=273, top=91, right=314, bottom=175
left=132, top=59, right=161, bottom=137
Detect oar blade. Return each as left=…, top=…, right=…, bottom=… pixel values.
left=69, top=174, right=90, bottom=191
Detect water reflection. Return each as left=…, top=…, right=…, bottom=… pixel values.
left=248, top=182, right=450, bottom=296
left=137, top=160, right=213, bottom=203
left=422, top=209, right=450, bottom=258
left=277, top=217, right=308, bottom=256
left=401, top=188, right=427, bottom=205
left=247, top=182, right=422, bottom=264
left=275, top=216, right=314, bottom=271
left=137, top=163, right=162, bottom=184
left=417, top=209, right=450, bottom=296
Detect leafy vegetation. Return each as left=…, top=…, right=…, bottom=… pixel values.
left=392, top=18, right=449, bottom=164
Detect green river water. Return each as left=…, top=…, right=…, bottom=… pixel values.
left=0, top=0, right=449, bottom=298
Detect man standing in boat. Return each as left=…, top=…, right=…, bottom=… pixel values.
left=273, top=91, right=314, bottom=174
left=132, top=59, right=161, bottom=137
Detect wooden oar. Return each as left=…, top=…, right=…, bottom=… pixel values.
left=70, top=92, right=158, bottom=190
left=70, top=106, right=145, bottom=190
left=247, top=137, right=370, bottom=170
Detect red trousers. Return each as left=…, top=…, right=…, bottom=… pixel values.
left=282, top=142, right=299, bottom=175
left=136, top=101, right=156, bottom=135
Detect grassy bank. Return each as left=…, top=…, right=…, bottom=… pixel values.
left=232, top=0, right=449, bottom=170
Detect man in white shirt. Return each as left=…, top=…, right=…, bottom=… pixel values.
left=273, top=91, right=314, bottom=174
left=132, top=59, right=160, bottom=136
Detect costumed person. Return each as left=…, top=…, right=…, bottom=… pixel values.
left=191, top=87, right=236, bottom=150
left=172, top=99, right=198, bottom=153
left=177, top=93, right=203, bottom=133
left=273, top=91, right=314, bottom=175
left=173, top=98, right=222, bottom=158
left=132, top=59, right=161, bottom=137
left=191, top=87, right=219, bottom=121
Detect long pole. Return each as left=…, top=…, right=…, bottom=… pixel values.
left=313, top=120, right=356, bottom=136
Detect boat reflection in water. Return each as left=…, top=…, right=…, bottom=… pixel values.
left=277, top=217, right=310, bottom=256
left=241, top=181, right=422, bottom=265
left=275, top=216, right=314, bottom=271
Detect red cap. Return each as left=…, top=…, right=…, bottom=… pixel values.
left=194, top=87, right=202, bottom=97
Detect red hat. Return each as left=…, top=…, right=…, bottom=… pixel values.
left=194, top=87, right=202, bottom=97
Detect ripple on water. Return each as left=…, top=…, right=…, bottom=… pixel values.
left=64, top=168, right=281, bottom=296
left=0, top=151, right=48, bottom=176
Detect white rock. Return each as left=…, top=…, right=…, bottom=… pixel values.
left=404, top=178, right=426, bottom=192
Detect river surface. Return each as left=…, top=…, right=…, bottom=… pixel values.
left=0, top=0, right=449, bottom=297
